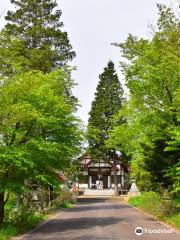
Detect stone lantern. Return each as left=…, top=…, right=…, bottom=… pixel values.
left=128, top=180, right=141, bottom=196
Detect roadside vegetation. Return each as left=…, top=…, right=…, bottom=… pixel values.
left=107, top=4, right=180, bottom=229
left=0, top=0, right=83, bottom=237
left=0, top=0, right=179, bottom=238
left=107, top=4, right=179, bottom=202
left=107, top=4, right=180, bottom=218
left=0, top=192, right=75, bottom=240
left=128, top=192, right=180, bottom=229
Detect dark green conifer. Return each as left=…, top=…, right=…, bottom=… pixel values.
left=88, top=61, right=124, bottom=195
left=3, top=0, right=75, bottom=73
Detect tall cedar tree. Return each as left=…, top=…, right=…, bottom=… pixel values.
left=88, top=61, right=124, bottom=195
left=3, top=0, right=75, bottom=73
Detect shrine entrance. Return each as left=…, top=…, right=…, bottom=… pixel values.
left=89, top=167, right=111, bottom=189
left=79, top=155, right=126, bottom=191
left=102, top=175, right=108, bottom=189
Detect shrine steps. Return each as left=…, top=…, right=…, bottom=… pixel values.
left=83, top=189, right=114, bottom=196
left=76, top=189, right=129, bottom=203
left=77, top=195, right=128, bottom=203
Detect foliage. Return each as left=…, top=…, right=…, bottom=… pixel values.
left=108, top=4, right=180, bottom=192
left=0, top=69, right=83, bottom=224
left=166, top=162, right=180, bottom=195
left=128, top=192, right=162, bottom=216
left=165, top=90, right=180, bottom=194
left=0, top=211, right=46, bottom=240
left=0, top=197, right=73, bottom=240
left=128, top=192, right=180, bottom=226
left=88, top=61, right=124, bottom=160
left=7, top=208, right=47, bottom=232
left=57, top=200, right=73, bottom=209
left=0, top=69, right=82, bottom=189
left=0, top=190, right=73, bottom=239
left=166, top=213, right=180, bottom=228
left=0, top=0, right=75, bottom=76
left=0, top=30, right=26, bottom=77
left=0, top=0, right=82, bottom=229
left=87, top=61, right=125, bottom=195
left=0, top=224, right=17, bottom=240
left=0, top=200, right=47, bottom=239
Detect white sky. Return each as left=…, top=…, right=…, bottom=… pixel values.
left=0, top=0, right=175, bottom=124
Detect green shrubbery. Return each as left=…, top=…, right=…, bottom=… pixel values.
left=0, top=200, right=73, bottom=240
left=107, top=5, right=180, bottom=195
left=0, top=210, right=46, bottom=240
left=0, top=225, right=17, bottom=240
left=128, top=192, right=180, bottom=228
left=7, top=208, right=46, bottom=232
left=167, top=213, right=180, bottom=228
left=57, top=201, right=74, bottom=209
left=0, top=189, right=74, bottom=240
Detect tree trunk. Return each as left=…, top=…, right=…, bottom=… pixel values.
left=0, top=192, right=5, bottom=226
left=113, top=163, right=119, bottom=196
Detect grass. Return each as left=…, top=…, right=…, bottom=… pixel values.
left=166, top=213, right=180, bottom=228
left=58, top=200, right=74, bottom=209
left=0, top=213, right=46, bottom=240
left=0, top=224, right=18, bottom=240
left=128, top=192, right=180, bottom=229
left=0, top=199, right=73, bottom=240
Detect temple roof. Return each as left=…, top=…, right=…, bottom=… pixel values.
left=79, top=153, right=124, bottom=171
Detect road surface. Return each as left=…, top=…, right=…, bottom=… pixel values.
left=15, top=201, right=180, bottom=240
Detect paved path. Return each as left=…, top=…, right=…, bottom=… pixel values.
left=16, top=202, right=180, bottom=240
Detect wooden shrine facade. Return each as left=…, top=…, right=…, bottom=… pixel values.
left=78, top=154, right=126, bottom=190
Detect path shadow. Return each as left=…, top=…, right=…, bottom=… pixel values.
left=67, top=236, right=119, bottom=240
left=30, top=216, right=128, bottom=235
left=66, top=203, right=132, bottom=212
left=24, top=234, right=122, bottom=240
left=25, top=235, right=120, bottom=240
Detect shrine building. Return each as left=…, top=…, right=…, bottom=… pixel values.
left=78, top=154, right=128, bottom=194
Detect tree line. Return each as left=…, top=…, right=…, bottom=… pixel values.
left=0, top=0, right=83, bottom=225
left=87, top=4, right=179, bottom=196
left=0, top=0, right=179, bottom=226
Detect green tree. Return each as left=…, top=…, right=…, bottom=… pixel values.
left=0, top=70, right=82, bottom=225
left=165, top=89, right=180, bottom=195
left=108, top=4, right=180, bottom=192
left=88, top=61, right=124, bottom=195
left=0, top=0, right=75, bottom=75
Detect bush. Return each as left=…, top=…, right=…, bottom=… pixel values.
left=172, top=196, right=180, bottom=208
left=128, top=192, right=180, bottom=218
left=59, top=190, right=74, bottom=202
left=128, top=192, right=180, bottom=228
left=0, top=210, right=46, bottom=240
left=6, top=207, right=46, bottom=232
left=129, top=192, right=161, bottom=215
left=128, top=196, right=142, bottom=207
left=0, top=189, right=76, bottom=239
left=166, top=213, right=180, bottom=228
left=58, top=201, right=73, bottom=209
left=0, top=224, right=17, bottom=240
left=157, top=200, right=179, bottom=218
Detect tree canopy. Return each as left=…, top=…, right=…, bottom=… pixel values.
left=88, top=61, right=124, bottom=160
left=0, top=69, right=83, bottom=224
left=107, top=4, right=180, bottom=193
left=0, top=0, right=82, bottom=225
left=0, top=69, right=81, bottom=187
left=0, top=0, right=75, bottom=76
